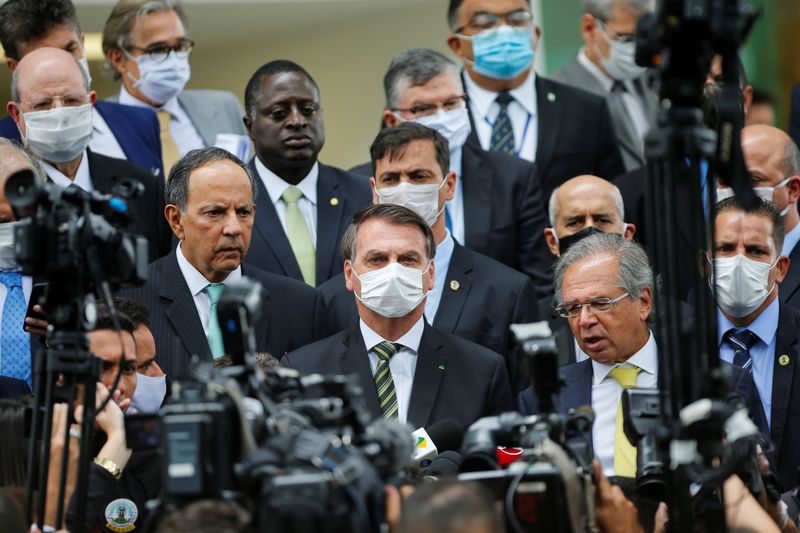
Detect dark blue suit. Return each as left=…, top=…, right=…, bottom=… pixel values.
left=790, top=84, right=800, bottom=151
left=0, top=375, right=30, bottom=398
left=0, top=101, right=163, bottom=176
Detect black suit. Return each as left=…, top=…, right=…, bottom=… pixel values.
left=779, top=243, right=800, bottom=311
left=318, top=241, right=540, bottom=385
left=119, top=250, right=328, bottom=380
left=282, top=322, right=514, bottom=429
left=350, top=144, right=552, bottom=296
left=790, top=84, right=800, bottom=150
left=464, top=74, right=625, bottom=200
left=244, top=159, right=372, bottom=286
left=0, top=375, right=30, bottom=398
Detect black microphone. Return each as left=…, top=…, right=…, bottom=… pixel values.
left=411, top=418, right=464, bottom=467
left=423, top=450, right=463, bottom=481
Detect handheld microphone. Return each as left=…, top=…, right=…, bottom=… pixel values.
left=423, top=450, right=463, bottom=481
left=411, top=418, right=464, bottom=468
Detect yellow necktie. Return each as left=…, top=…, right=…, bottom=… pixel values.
left=281, top=186, right=316, bottom=286
left=157, top=110, right=180, bottom=180
left=609, top=366, right=642, bottom=477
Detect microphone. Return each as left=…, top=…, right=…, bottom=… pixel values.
left=411, top=418, right=464, bottom=468
left=423, top=450, right=463, bottom=481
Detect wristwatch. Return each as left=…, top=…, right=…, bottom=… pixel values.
left=93, top=456, right=122, bottom=480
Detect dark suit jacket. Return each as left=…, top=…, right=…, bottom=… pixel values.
left=0, top=375, right=31, bottom=398
left=790, top=84, right=800, bottom=151
left=119, top=250, right=328, bottom=380
left=0, top=101, right=163, bottom=176
left=779, top=242, right=800, bottom=310
left=282, top=322, right=514, bottom=429
left=350, top=144, right=553, bottom=296
left=463, top=73, right=625, bottom=200
left=317, top=241, right=540, bottom=385
left=244, top=160, right=372, bottom=286
left=85, top=151, right=172, bottom=262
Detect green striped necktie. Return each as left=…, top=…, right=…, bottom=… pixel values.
left=373, top=341, right=399, bottom=419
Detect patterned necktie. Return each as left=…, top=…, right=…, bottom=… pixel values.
left=203, top=283, right=225, bottom=358
left=725, top=328, right=757, bottom=372
left=281, top=186, right=316, bottom=286
left=0, top=271, right=31, bottom=386
left=609, top=365, right=642, bottom=477
left=157, top=110, right=181, bottom=179
left=490, top=92, right=516, bottom=154
left=373, top=341, right=399, bottom=419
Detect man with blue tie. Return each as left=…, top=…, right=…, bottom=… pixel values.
left=709, top=197, right=800, bottom=490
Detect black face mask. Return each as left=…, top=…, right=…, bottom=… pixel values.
left=557, top=226, right=604, bottom=255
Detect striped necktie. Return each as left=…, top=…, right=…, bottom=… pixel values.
left=724, top=328, right=757, bottom=372
left=490, top=92, right=516, bottom=154
left=373, top=341, right=399, bottom=419
left=0, top=271, right=31, bottom=386
left=609, top=365, right=642, bottom=477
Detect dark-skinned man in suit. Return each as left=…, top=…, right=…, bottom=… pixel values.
left=445, top=0, right=624, bottom=200
left=242, top=60, right=371, bottom=287
left=349, top=48, right=552, bottom=297
left=284, top=204, right=513, bottom=429
left=320, top=122, right=539, bottom=388
left=120, top=147, right=327, bottom=381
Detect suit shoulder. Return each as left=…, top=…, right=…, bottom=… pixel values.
left=779, top=302, right=800, bottom=327
left=0, top=116, right=21, bottom=139
left=89, top=151, right=158, bottom=180
left=319, top=164, right=371, bottom=194
left=468, top=144, right=534, bottom=175
left=463, top=248, right=532, bottom=288
left=539, top=75, right=608, bottom=108
left=181, top=89, right=240, bottom=104
left=95, top=100, right=156, bottom=120
left=348, top=161, right=371, bottom=177
left=284, top=329, right=349, bottom=364
left=317, top=272, right=346, bottom=299
left=437, top=328, right=504, bottom=365
left=245, top=264, right=317, bottom=297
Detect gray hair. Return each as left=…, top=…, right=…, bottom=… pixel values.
left=581, top=0, right=655, bottom=21
left=165, top=147, right=256, bottom=212
left=0, top=138, right=47, bottom=184
left=384, top=48, right=462, bottom=110
left=10, top=54, right=89, bottom=103
left=547, top=182, right=625, bottom=227
left=341, top=204, right=436, bottom=264
left=101, top=0, right=188, bottom=80
left=553, top=232, right=652, bottom=305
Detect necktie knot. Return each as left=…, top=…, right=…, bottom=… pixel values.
left=725, top=328, right=757, bottom=350
left=609, top=365, right=641, bottom=389
left=373, top=341, right=399, bottom=362
left=204, top=283, right=224, bottom=304
left=282, top=186, right=304, bottom=205
left=0, top=271, right=22, bottom=290
left=611, top=81, right=627, bottom=94
left=495, top=91, right=514, bottom=108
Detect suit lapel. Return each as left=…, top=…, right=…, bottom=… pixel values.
left=769, top=303, right=799, bottom=459
left=779, top=244, right=800, bottom=303
left=94, top=102, right=134, bottom=162
left=340, top=325, right=381, bottom=420
left=159, top=253, right=212, bottom=362
left=177, top=93, right=217, bottom=147
left=407, top=323, right=447, bottom=428
left=87, top=150, right=115, bottom=194
left=535, top=77, right=563, bottom=180
left=460, top=145, right=493, bottom=250
left=315, top=166, right=346, bottom=284
left=248, top=159, right=303, bottom=279
left=557, top=360, right=593, bottom=413
left=432, top=244, right=473, bottom=333
left=462, top=71, right=484, bottom=151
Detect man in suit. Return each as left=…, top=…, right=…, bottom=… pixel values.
left=790, top=84, right=800, bottom=150
left=445, top=0, right=625, bottom=199
left=0, top=0, right=163, bottom=177
left=242, top=60, right=371, bottom=286
left=550, top=0, right=658, bottom=171
left=709, top=198, right=800, bottom=490
left=6, top=48, right=171, bottom=262
left=350, top=48, right=552, bottom=296
left=120, top=147, right=327, bottom=381
left=283, top=204, right=513, bottom=429
left=102, top=0, right=249, bottom=175
left=320, top=123, right=539, bottom=386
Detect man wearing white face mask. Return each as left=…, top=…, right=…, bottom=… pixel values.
left=350, top=48, right=552, bottom=297
left=552, top=0, right=658, bottom=171
left=102, top=0, right=249, bottom=175
left=284, top=203, right=513, bottom=429
left=709, top=197, right=800, bottom=490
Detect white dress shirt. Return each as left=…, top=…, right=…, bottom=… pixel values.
left=591, top=331, right=658, bottom=476
left=782, top=222, right=800, bottom=257
left=41, top=150, right=93, bottom=192
left=361, top=316, right=425, bottom=425
left=447, top=147, right=466, bottom=244
left=119, top=85, right=205, bottom=155
left=88, top=110, right=127, bottom=161
left=577, top=49, right=650, bottom=143
left=175, top=242, right=242, bottom=336
left=254, top=157, right=319, bottom=247
left=463, top=70, right=538, bottom=162
left=424, top=231, right=455, bottom=321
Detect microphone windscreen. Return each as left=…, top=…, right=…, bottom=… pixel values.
left=425, top=450, right=463, bottom=477
left=365, top=418, right=415, bottom=470
left=426, top=418, right=464, bottom=452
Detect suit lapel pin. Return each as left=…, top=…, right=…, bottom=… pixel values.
left=330, top=197, right=339, bottom=206
left=779, top=354, right=790, bottom=366
left=438, top=363, right=446, bottom=371
left=449, top=280, right=460, bottom=291
left=547, top=92, right=556, bottom=102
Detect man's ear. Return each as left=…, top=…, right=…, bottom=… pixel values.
left=383, top=109, right=400, bottom=128
left=775, top=255, right=790, bottom=285
left=742, top=84, right=754, bottom=115
left=786, top=176, right=800, bottom=205
left=445, top=172, right=456, bottom=202
left=243, top=115, right=253, bottom=140
left=5, top=58, right=17, bottom=72
left=544, top=227, right=560, bottom=257
left=370, top=177, right=379, bottom=204
left=164, top=204, right=184, bottom=240
left=624, top=223, right=636, bottom=240
left=344, top=259, right=355, bottom=292
left=638, top=286, right=653, bottom=322
left=7, top=101, right=23, bottom=137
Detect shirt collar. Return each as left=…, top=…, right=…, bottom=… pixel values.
left=591, top=330, right=657, bottom=386
left=41, top=150, right=93, bottom=192
left=716, top=296, right=779, bottom=347
left=463, top=68, right=537, bottom=118
left=359, top=315, right=425, bottom=354
left=118, top=84, right=180, bottom=113
left=175, top=241, right=242, bottom=296
left=254, top=156, right=319, bottom=206
left=435, top=229, right=456, bottom=267
left=782, top=222, right=800, bottom=257
left=577, top=48, right=614, bottom=93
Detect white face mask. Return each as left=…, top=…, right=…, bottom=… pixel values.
left=129, top=373, right=167, bottom=414
left=710, top=253, right=778, bottom=317
left=0, top=222, right=19, bottom=271
left=716, top=179, right=792, bottom=216
left=596, top=25, right=647, bottom=81
left=410, top=107, right=472, bottom=154
left=23, top=103, right=93, bottom=163
left=353, top=261, right=431, bottom=318
left=375, top=180, right=447, bottom=226
left=78, top=57, right=93, bottom=87
left=128, top=51, right=191, bottom=105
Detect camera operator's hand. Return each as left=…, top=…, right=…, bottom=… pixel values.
left=384, top=484, right=415, bottom=533
left=75, top=384, right=132, bottom=474
left=725, top=474, right=781, bottom=532
left=24, top=304, right=48, bottom=337
left=44, top=403, right=79, bottom=529
left=593, top=460, right=644, bottom=533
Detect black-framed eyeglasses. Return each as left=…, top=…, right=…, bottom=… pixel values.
left=126, top=38, right=194, bottom=62
left=454, top=9, right=533, bottom=33
left=391, top=95, right=468, bottom=118
left=595, top=20, right=636, bottom=44
left=554, top=292, right=630, bottom=318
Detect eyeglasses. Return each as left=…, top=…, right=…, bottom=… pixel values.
left=126, top=38, right=194, bottom=62
left=392, top=95, right=468, bottom=118
left=455, top=10, right=533, bottom=33
left=554, top=292, right=630, bottom=318
left=22, top=93, right=91, bottom=112
left=595, top=20, right=636, bottom=44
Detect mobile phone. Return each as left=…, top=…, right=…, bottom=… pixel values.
left=25, top=282, right=48, bottom=323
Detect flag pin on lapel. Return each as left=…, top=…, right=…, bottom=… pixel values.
left=779, top=354, right=790, bottom=366
left=449, top=280, right=460, bottom=291
left=330, top=197, right=339, bottom=206
left=438, top=363, right=446, bottom=371
left=547, top=92, right=556, bottom=102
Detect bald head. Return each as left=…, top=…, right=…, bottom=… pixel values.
left=10, top=47, right=88, bottom=104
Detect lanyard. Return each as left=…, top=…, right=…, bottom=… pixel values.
left=483, top=105, right=533, bottom=157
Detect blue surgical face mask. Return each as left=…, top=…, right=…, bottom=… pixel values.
left=129, top=373, right=167, bottom=414
left=458, top=25, right=534, bottom=80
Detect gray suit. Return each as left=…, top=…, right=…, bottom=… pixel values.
left=551, top=56, right=658, bottom=171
